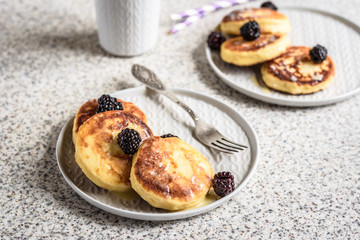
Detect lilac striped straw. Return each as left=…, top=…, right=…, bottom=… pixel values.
left=169, top=0, right=257, bottom=34
left=169, top=12, right=206, bottom=34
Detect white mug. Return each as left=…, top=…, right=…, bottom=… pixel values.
left=94, top=0, right=160, bottom=56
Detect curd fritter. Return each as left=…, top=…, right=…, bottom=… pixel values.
left=220, top=33, right=290, bottom=66
left=220, top=8, right=291, bottom=35
left=261, top=46, right=335, bottom=94
left=130, top=136, right=214, bottom=211
left=75, top=111, right=153, bottom=192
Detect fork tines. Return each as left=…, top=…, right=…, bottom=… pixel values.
left=211, top=138, right=248, bottom=154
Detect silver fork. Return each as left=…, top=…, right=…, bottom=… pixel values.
left=131, top=64, right=248, bottom=154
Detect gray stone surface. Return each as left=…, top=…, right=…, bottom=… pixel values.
left=0, top=0, right=359, bottom=239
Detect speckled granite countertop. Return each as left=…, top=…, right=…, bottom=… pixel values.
left=1, top=0, right=359, bottom=239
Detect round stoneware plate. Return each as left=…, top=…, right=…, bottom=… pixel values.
left=206, top=1, right=360, bottom=107
left=56, top=87, right=259, bottom=221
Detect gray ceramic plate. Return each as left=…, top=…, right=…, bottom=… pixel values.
left=206, top=1, right=360, bottom=107
left=56, top=87, right=259, bottom=221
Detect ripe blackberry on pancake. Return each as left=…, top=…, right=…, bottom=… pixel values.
left=240, top=21, right=260, bottom=41
left=309, top=44, right=328, bottom=63
left=96, top=94, right=123, bottom=113
left=117, top=128, right=142, bottom=155
left=261, top=1, right=278, bottom=11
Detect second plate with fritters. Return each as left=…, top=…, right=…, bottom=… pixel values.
left=206, top=1, right=360, bottom=106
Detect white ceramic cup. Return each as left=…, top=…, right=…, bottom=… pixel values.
left=94, top=0, right=160, bottom=56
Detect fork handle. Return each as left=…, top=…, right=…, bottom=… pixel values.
left=162, top=90, right=200, bottom=121
left=131, top=64, right=199, bottom=122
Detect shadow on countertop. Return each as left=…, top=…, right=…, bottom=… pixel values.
left=35, top=30, right=109, bottom=57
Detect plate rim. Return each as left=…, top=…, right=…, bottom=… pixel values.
left=205, top=3, right=360, bottom=107
left=56, top=87, right=259, bottom=221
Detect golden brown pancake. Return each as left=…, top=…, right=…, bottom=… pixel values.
left=130, top=136, right=214, bottom=210
left=220, top=8, right=291, bottom=35
left=72, top=98, right=147, bottom=144
left=220, top=33, right=290, bottom=66
left=75, top=111, right=153, bottom=192
left=261, top=46, right=336, bottom=94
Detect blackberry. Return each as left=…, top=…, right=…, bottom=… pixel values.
left=261, top=1, right=278, bottom=11
left=96, top=94, right=123, bottom=114
left=207, top=32, right=227, bottom=50
left=160, top=133, right=178, bottom=138
left=309, top=45, right=327, bottom=63
left=240, top=21, right=260, bottom=41
left=212, top=171, right=235, bottom=197
left=117, top=128, right=142, bottom=155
